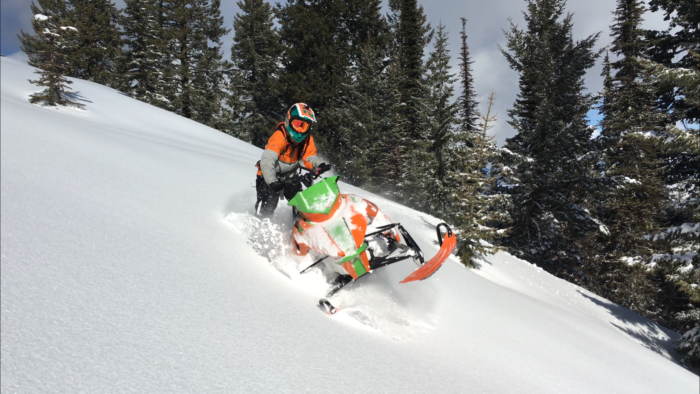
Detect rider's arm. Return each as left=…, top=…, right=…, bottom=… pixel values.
left=261, top=131, right=285, bottom=185
left=302, top=136, right=324, bottom=169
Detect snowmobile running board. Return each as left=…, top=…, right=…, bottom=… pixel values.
left=300, top=256, right=328, bottom=274
left=316, top=223, right=457, bottom=315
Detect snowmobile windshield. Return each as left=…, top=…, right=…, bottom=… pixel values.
left=288, top=176, right=340, bottom=214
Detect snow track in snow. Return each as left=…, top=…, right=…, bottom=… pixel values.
left=225, top=212, right=296, bottom=278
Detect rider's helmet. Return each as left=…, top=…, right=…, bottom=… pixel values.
left=284, top=103, right=317, bottom=143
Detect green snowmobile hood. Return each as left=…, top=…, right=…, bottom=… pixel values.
left=287, top=176, right=340, bottom=214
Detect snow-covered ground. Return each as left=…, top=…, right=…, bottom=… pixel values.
left=2, top=57, right=698, bottom=393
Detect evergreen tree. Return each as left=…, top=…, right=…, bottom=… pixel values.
left=368, top=58, right=409, bottom=198
left=229, top=0, right=283, bottom=147
left=590, top=0, right=698, bottom=333
left=647, top=61, right=699, bottom=339
left=601, top=0, right=666, bottom=138
left=458, top=18, right=479, bottom=137
left=394, top=0, right=431, bottom=141
left=121, top=0, right=171, bottom=108
left=379, top=0, right=432, bottom=202
left=162, top=0, right=229, bottom=128
left=19, top=0, right=72, bottom=69
left=415, top=23, right=457, bottom=211
left=425, top=23, right=458, bottom=184
left=446, top=21, right=509, bottom=265
left=647, top=0, right=699, bottom=125
left=67, top=0, right=122, bottom=87
left=587, top=132, right=667, bottom=316
left=645, top=46, right=700, bottom=368
left=20, top=3, right=82, bottom=107
left=191, top=30, right=231, bottom=131
left=499, top=0, right=602, bottom=280
left=676, top=322, right=700, bottom=368
left=449, top=92, right=509, bottom=267
left=598, top=51, right=614, bottom=135
left=334, top=42, right=388, bottom=186
left=21, top=0, right=123, bottom=90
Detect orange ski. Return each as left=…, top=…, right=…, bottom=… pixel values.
left=400, top=228, right=457, bottom=283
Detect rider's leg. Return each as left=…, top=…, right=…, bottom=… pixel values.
left=283, top=181, right=302, bottom=201
left=283, top=182, right=303, bottom=221
left=255, top=176, right=279, bottom=217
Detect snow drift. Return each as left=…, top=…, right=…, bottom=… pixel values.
left=1, top=57, right=698, bottom=393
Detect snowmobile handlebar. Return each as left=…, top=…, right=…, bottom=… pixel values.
left=283, top=164, right=331, bottom=188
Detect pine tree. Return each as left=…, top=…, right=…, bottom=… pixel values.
left=647, top=0, right=699, bottom=125
left=499, top=0, right=602, bottom=280
left=121, top=0, right=171, bottom=108
left=20, top=3, right=82, bottom=107
left=598, top=51, right=614, bottom=135
left=649, top=52, right=700, bottom=369
left=647, top=61, right=699, bottom=338
left=394, top=0, right=431, bottom=141
left=596, top=0, right=667, bottom=255
left=377, top=0, right=432, bottom=202
left=229, top=0, right=282, bottom=147
left=162, top=0, right=229, bottom=128
left=449, top=92, right=509, bottom=267
left=414, top=23, right=457, bottom=212
left=369, top=58, right=409, bottom=198
left=589, top=0, right=698, bottom=332
left=334, top=42, right=388, bottom=186
left=67, top=0, right=122, bottom=88
left=19, top=0, right=72, bottom=69
left=443, top=19, right=507, bottom=265
left=601, top=0, right=667, bottom=138
left=458, top=18, right=479, bottom=137
left=425, top=24, right=458, bottom=184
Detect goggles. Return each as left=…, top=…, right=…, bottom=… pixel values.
left=290, top=119, right=311, bottom=133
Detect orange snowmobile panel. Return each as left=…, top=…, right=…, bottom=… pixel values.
left=300, top=194, right=343, bottom=223
left=291, top=231, right=309, bottom=256
left=359, top=248, right=371, bottom=272
left=348, top=209, right=368, bottom=249
left=342, top=261, right=359, bottom=279
left=291, top=221, right=311, bottom=256
left=365, top=200, right=379, bottom=219
left=293, top=220, right=345, bottom=259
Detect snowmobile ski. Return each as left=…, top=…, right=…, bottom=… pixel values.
left=400, top=224, right=457, bottom=283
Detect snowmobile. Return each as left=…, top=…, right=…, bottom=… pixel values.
left=282, top=168, right=457, bottom=315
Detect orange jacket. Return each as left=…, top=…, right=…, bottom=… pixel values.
left=267, top=123, right=317, bottom=168
left=259, top=123, right=322, bottom=183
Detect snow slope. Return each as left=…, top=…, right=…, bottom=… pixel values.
left=1, top=57, right=697, bottom=393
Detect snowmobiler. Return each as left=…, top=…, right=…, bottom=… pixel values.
left=255, top=103, right=329, bottom=217
left=283, top=169, right=457, bottom=315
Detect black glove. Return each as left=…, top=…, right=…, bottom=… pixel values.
left=314, top=163, right=331, bottom=176
left=301, top=174, right=313, bottom=188
left=268, top=180, right=283, bottom=192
